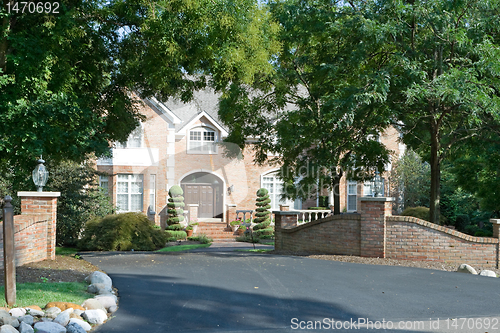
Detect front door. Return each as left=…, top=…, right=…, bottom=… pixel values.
left=183, top=184, right=214, bottom=218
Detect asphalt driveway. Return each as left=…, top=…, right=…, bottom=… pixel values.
left=82, top=246, right=500, bottom=333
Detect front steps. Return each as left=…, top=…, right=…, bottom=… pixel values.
left=194, top=221, right=239, bottom=241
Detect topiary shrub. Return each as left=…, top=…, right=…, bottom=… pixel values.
left=78, top=212, right=167, bottom=251
left=167, top=185, right=185, bottom=226
left=165, top=230, right=187, bottom=241
left=401, top=206, right=446, bottom=224
left=253, top=188, right=273, bottom=237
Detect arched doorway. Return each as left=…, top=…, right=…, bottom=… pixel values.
left=181, top=172, right=224, bottom=219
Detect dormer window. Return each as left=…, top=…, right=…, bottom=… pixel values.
left=116, top=124, right=143, bottom=148
left=188, top=126, right=217, bottom=154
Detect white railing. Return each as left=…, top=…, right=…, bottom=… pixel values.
left=295, top=210, right=331, bottom=225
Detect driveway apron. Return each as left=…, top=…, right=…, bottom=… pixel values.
left=82, top=249, right=500, bottom=333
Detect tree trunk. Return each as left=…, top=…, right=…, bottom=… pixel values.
left=332, top=174, right=341, bottom=215
left=0, top=2, right=9, bottom=73
left=429, top=120, right=441, bottom=224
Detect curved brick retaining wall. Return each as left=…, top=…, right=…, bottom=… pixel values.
left=274, top=198, right=499, bottom=269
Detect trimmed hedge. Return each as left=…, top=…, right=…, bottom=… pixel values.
left=165, top=230, right=187, bottom=241
left=78, top=212, right=167, bottom=251
left=167, top=185, right=185, bottom=226
left=253, top=188, right=273, bottom=237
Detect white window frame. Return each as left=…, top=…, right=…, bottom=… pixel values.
left=149, top=174, right=156, bottom=210
left=261, top=171, right=301, bottom=211
left=116, top=124, right=143, bottom=149
left=187, top=126, right=218, bottom=154
left=116, top=174, right=144, bottom=212
left=347, top=181, right=357, bottom=212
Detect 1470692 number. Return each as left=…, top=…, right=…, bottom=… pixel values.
left=6, top=2, right=59, bottom=14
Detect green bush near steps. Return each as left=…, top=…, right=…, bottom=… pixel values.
left=78, top=212, right=167, bottom=251
left=165, top=230, right=187, bottom=241
left=253, top=188, right=274, bottom=237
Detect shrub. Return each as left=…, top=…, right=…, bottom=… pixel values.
left=307, top=207, right=328, bottom=210
left=318, top=196, right=329, bottom=209
left=165, top=230, right=187, bottom=240
left=166, top=224, right=183, bottom=231
left=188, top=234, right=212, bottom=244
left=167, top=185, right=185, bottom=226
left=401, top=206, right=446, bottom=224
left=254, top=188, right=271, bottom=231
left=78, top=212, right=167, bottom=251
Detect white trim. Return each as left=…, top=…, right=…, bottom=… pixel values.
left=177, top=111, right=228, bottom=138
left=147, top=97, right=182, bottom=124
left=17, top=191, right=61, bottom=197
left=347, top=181, right=357, bottom=212
left=260, top=169, right=301, bottom=210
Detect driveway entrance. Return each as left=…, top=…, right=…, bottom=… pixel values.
left=83, top=248, right=500, bottom=333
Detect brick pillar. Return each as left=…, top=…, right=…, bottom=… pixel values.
left=359, top=197, right=393, bottom=258
left=273, top=211, right=298, bottom=251
left=226, top=204, right=237, bottom=227
left=491, top=219, right=500, bottom=238
left=187, top=204, right=199, bottom=224
left=18, top=192, right=60, bottom=261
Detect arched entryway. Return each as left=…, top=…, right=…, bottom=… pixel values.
left=181, top=172, right=224, bottom=219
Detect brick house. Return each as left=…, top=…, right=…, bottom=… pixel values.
left=96, top=89, right=405, bottom=228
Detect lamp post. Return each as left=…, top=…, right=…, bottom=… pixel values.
left=373, top=171, right=383, bottom=197
left=32, top=158, right=49, bottom=192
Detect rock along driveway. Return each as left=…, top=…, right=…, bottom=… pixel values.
left=82, top=245, right=500, bottom=333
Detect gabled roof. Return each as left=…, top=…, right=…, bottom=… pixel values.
left=144, top=88, right=228, bottom=136
left=144, top=97, right=182, bottom=125
left=176, top=110, right=228, bottom=138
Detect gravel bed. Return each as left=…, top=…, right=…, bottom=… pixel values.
left=270, top=250, right=500, bottom=275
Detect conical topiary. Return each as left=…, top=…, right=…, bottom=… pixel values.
left=253, top=188, right=273, bottom=237
left=167, top=185, right=185, bottom=226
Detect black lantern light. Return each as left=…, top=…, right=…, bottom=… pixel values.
left=32, top=158, right=49, bottom=192
left=373, top=171, right=383, bottom=197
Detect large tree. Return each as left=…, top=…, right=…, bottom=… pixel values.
left=0, top=0, right=278, bottom=179
left=218, top=0, right=393, bottom=214
left=378, top=0, right=500, bottom=223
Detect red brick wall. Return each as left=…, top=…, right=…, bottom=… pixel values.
left=0, top=194, right=59, bottom=266
left=386, top=216, right=498, bottom=268
left=275, top=198, right=500, bottom=269
left=275, top=213, right=361, bottom=255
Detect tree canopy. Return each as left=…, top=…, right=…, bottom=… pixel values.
left=0, top=0, right=278, bottom=177
left=378, top=0, right=500, bottom=223
left=219, top=0, right=393, bottom=214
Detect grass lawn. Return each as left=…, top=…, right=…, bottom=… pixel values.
left=156, top=244, right=211, bottom=252
left=56, top=247, right=79, bottom=256
left=0, top=282, right=91, bottom=308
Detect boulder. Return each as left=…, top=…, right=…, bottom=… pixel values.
left=69, top=318, right=92, bottom=331
left=53, top=308, right=72, bottom=327
left=93, top=295, right=117, bottom=311
left=45, top=302, right=84, bottom=312
left=88, top=283, right=113, bottom=295
left=0, top=316, right=19, bottom=328
left=33, top=321, right=66, bottom=333
left=18, top=315, right=34, bottom=326
left=82, top=299, right=106, bottom=312
left=82, top=309, right=107, bottom=325
left=0, top=325, right=19, bottom=333
left=457, top=264, right=478, bottom=275
left=9, top=307, right=26, bottom=317
left=25, top=308, right=44, bottom=317
left=66, top=322, right=87, bottom=333
left=73, top=309, right=84, bottom=317
left=108, top=305, right=118, bottom=314
left=19, top=321, right=35, bottom=333
left=86, top=271, right=112, bottom=290
left=44, top=307, right=61, bottom=319
left=479, top=270, right=497, bottom=277
left=25, top=306, right=42, bottom=312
